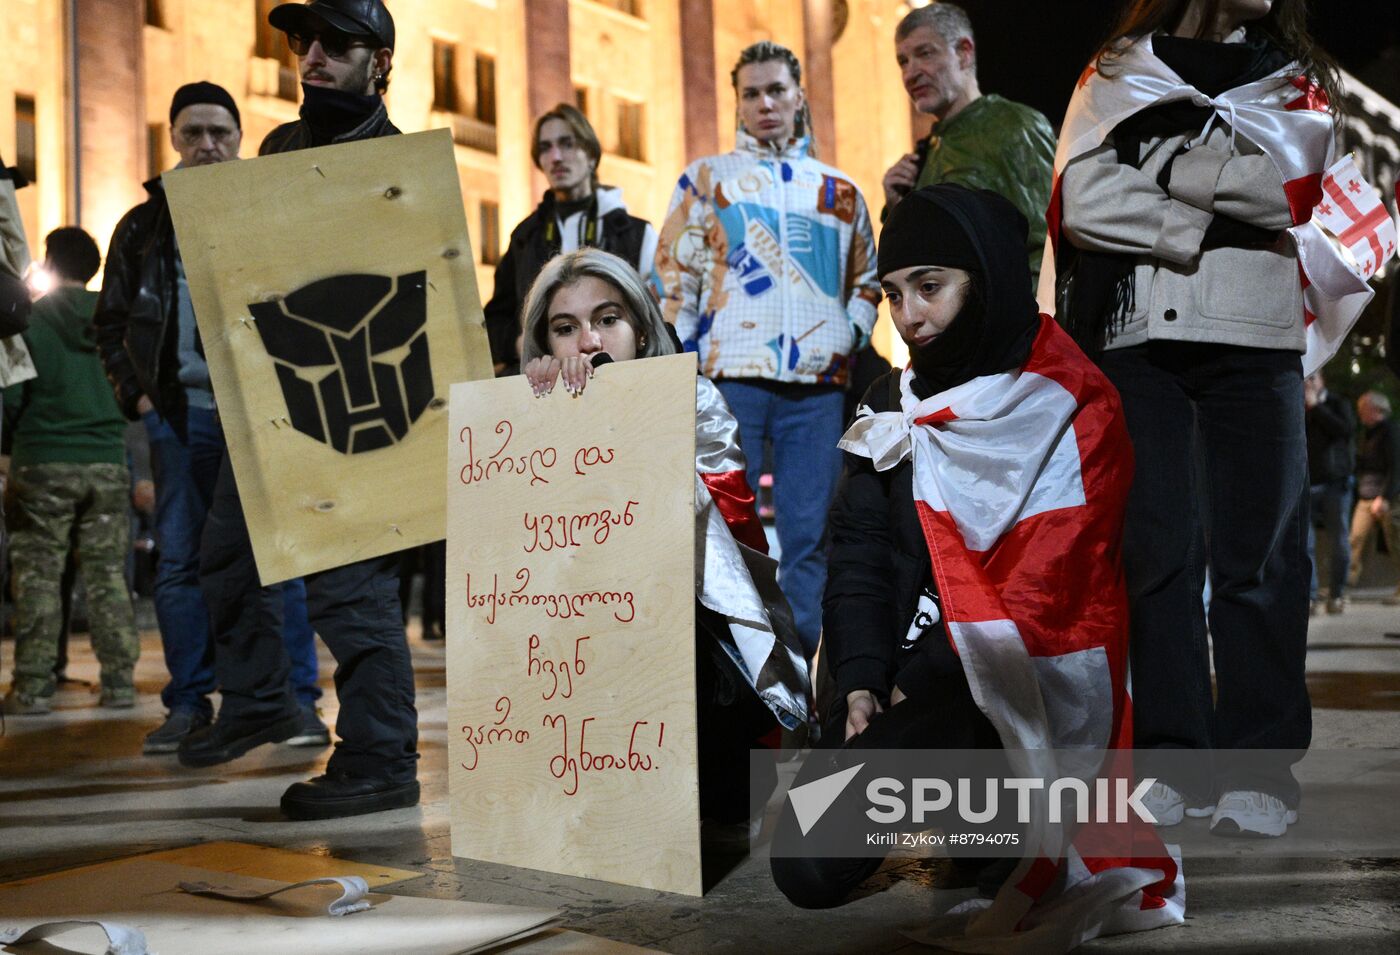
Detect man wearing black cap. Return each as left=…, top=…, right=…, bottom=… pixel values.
left=182, top=0, right=421, bottom=821
left=261, top=0, right=397, bottom=153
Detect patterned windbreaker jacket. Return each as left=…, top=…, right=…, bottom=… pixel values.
left=652, top=130, right=880, bottom=386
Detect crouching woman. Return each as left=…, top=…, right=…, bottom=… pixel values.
left=772, top=186, right=1177, bottom=940
left=520, top=248, right=812, bottom=826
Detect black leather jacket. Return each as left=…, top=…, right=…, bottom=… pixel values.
left=92, top=100, right=400, bottom=435
left=93, top=176, right=182, bottom=427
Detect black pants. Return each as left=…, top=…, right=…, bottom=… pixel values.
left=200, top=452, right=418, bottom=783
left=770, top=668, right=1002, bottom=909
left=1100, top=342, right=1310, bottom=807
left=696, top=604, right=779, bottom=823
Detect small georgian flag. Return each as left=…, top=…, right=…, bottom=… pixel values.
left=1312, top=154, right=1396, bottom=279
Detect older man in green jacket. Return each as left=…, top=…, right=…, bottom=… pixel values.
left=881, top=2, right=1055, bottom=285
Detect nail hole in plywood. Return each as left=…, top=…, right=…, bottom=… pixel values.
left=315, top=500, right=336, bottom=513
left=384, top=186, right=402, bottom=199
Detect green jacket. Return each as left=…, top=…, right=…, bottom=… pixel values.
left=3, top=286, right=126, bottom=467
left=914, top=94, right=1056, bottom=286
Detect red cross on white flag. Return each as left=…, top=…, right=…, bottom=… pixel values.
left=1310, top=155, right=1396, bottom=280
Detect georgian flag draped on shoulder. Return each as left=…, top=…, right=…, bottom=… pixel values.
left=840, top=316, right=1182, bottom=952
left=694, top=377, right=812, bottom=732
left=1037, top=36, right=1387, bottom=375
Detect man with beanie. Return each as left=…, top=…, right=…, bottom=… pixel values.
left=182, top=0, right=421, bottom=821
left=95, top=82, right=325, bottom=755
left=4, top=228, right=140, bottom=715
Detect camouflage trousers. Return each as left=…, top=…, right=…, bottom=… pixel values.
left=6, top=462, right=139, bottom=699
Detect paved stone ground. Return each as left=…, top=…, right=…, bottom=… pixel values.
left=2, top=594, right=1399, bottom=952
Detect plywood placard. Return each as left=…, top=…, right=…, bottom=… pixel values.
left=446, top=354, right=700, bottom=896
left=164, top=129, right=493, bottom=584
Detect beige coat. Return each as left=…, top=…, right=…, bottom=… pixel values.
left=1061, top=119, right=1303, bottom=352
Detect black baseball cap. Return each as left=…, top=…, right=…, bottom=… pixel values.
left=268, top=0, right=395, bottom=51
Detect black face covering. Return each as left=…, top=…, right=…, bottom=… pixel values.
left=300, top=83, right=381, bottom=144
left=879, top=185, right=1041, bottom=397
left=905, top=276, right=985, bottom=399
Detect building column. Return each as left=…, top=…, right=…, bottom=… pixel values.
left=524, top=0, right=572, bottom=123
left=679, top=0, right=718, bottom=160
left=74, top=0, right=144, bottom=246
left=524, top=0, right=572, bottom=195
left=803, top=0, right=836, bottom=158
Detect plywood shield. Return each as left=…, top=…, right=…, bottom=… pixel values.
left=164, top=129, right=492, bottom=584
left=446, top=354, right=700, bottom=896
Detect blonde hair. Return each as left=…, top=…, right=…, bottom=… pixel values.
left=520, top=249, right=677, bottom=364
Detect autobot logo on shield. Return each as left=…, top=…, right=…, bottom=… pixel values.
left=249, top=271, right=434, bottom=455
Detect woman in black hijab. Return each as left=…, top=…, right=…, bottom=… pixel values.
left=771, top=187, right=1173, bottom=944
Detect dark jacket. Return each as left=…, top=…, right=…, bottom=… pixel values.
left=3, top=287, right=125, bottom=467
left=824, top=373, right=957, bottom=704
left=483, top=189, right=652, bottom=372
left=1306, top=390, right=1356, bottom=484
left=259, top=96, right=399, bottom=156
left=825, top=184, right=1041, bottom=705
left=1357, top=417, right=1400, bottom=501
left=93, top=176, right=183, bottom=428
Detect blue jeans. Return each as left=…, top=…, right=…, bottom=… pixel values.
left=1307, top=477, right=1352, bottom=600
left=145, top=406, right=318, bottom=714
left=715, top=380, right=845, bottom=658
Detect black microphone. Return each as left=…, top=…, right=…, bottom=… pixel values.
left=589, top=352, right=614, bottom=369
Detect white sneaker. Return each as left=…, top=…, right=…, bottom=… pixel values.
left=1141, top=782, right=1184, bottom=827
left=1210, top=790, right=1297, bottom=838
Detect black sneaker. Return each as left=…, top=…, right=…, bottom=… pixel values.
left=177, top=710, right=302, bottom=768
left=144, top=708, right=211, bottom=754
left=281, top=770, right=420, bottom=820
left=283, top=704, right=331, bottom=747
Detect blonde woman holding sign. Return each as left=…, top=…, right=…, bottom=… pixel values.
left=520, top=248, right=812, bottom=830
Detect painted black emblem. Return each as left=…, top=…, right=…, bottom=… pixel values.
left=249, top=271, right=433, bottom=454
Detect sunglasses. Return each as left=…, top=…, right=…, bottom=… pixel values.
left=286, top=28, right=375, bottom=59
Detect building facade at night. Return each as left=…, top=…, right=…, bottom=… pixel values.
left=2, top=0, right=924, bottom=355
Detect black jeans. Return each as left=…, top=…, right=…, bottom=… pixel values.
left=1100, top=342, right=1310, bottom=807
left=200, top=452, right=418, bottom=783
left=770, top=670, right=1002, bottom=909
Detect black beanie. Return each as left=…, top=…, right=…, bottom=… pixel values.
left=878, top=188, right=982, bottom=279
left=169, top=82, right=241, bottom=129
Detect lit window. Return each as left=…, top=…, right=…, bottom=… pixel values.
left=475, top=55, right=497, bottom=126
left=598, top=0, right=642, bottom=16
left=433, top=40, right=460, bottom=114
left=480, top=200, right=501, bottom=266
left=147, top=123, right=165, bottom=180
left=14, top=95, right=36, bottom=184
left=616, top=100, right=645, bottom=162
left=254, top=0, right=299, bottom=100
